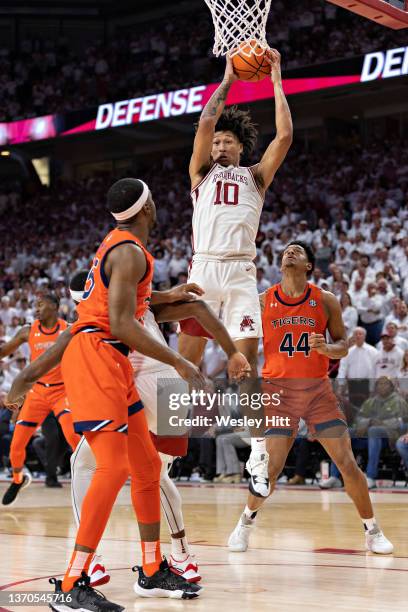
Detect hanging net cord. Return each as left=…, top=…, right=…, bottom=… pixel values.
left=204, top=0, right=272, bottom=57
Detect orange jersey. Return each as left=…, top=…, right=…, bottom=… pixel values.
left=262, top=282, right=329, bottom=379
left=72, top=227, right=154, bottom=338
left=28, top=319, right=68, bottom=385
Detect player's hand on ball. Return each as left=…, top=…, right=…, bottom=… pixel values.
left=265, top=48, right=282, bottom=84
left=227, top=351, right=251, bottom=381
left=224, top=54, right=239, bottom=83
left=174, top=356, right=206, bottom=387
left=309, top=332, right=328, bottom=355
left=170, top=283, right=204, bottom=302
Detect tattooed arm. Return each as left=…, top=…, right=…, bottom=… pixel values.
left=189, top=56, right=238, bottom=189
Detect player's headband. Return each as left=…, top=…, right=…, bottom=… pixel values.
left=111, top=181, right=149, bottom=221
left=69, top=289, right=84, bottom=303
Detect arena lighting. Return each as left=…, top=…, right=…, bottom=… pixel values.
left=0, top=150, right=10, bottom=156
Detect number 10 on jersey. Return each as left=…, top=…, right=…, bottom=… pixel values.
left=214, top=181, right=239, bottom=206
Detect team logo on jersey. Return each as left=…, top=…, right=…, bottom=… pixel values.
left=240, top=315, right=255, bottom=332
left=270, top=302, right=278, bottom=308
left=309, top=299, right=317, bottom=307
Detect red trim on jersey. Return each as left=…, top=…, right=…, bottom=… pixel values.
left=190, top=163, right=216, bottom=195
left=248, top=166, right=264, bottom=200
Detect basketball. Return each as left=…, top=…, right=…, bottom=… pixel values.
left=232, top=40, right=271, bottom=82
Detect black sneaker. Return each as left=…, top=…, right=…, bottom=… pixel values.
left=133, top=558, right=202, bottom=599
left=2, top=473, right=32, bottom=506
left=46, top=476, right=63, bottom=488
left=49, top=572, right=124, bottom=612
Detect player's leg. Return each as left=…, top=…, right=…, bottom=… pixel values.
left=178, top=333, right=207, bottom=366
left=2, top=390, right=48, bottom=505
left=228, top=433, right=295, bottom=552
left=136, top=369, right=201, bottom=584
left=159, top=453, right=201, bottom=582
left=127, top=408, right=201, bottom=599
left=223, top=261, right=267, bottom=495
left=53, top=393, right=80, bottom=451
left=70, top=436, right=110, bottom=587
left=317, top=425, right=393, bottom=554
left=178, top=259, right=222, bottom=366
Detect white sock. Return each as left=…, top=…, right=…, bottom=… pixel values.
left=243, top=505, right=258, bottom=521
left=251, top=438, right=266, bottom=454
left=362, top=517, right=378, bottom=532
left=171, top=535, right=190, bottom=560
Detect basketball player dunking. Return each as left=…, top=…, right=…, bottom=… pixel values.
left=179, top=49, right=293, bottom=497
left=228, top=242, right=393, bottom=555
left=0, top=294, right=80, bottom=506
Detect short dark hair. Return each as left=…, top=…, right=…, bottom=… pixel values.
left=107, top=178, right=145, bottom=215
left=284, top=241, right=315, bottom=275
left=198, top=106, right=258, bottom=157
left=43, top=293, right=59, bottom=309
left=69, top=270, right=88, bottom=292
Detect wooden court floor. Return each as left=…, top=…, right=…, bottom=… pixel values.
left=0, top=480, right=407, bottom=611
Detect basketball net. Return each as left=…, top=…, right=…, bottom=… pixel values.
left=204, top=0, right=272, bottom=57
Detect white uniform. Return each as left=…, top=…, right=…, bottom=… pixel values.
left=189, top=163, right=263, bottom=339
left=130, top=309, right=187, bottom=436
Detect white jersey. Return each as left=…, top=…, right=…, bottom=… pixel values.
left=191, top=163, right=263, bottom=260
left=129, top=309, right=170, bottom=376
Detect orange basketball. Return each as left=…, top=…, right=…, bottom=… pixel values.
left=232, top=40, right=271, bottom=82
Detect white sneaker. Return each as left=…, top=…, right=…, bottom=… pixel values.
left=169, top=554, right=201, bottom=583
left=228, top=515, right=255, bottom=552
left=89, top=554, right=110, bottom=587
left=366, top=527, right=394, bottom=554
left=319, top=476, right=343, bottom=489
left=246, top=451, right=270, bottom=497
left=366, top=476, right=376, bottom=489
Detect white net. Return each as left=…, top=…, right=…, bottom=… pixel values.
left=204, top=0, right=272, bottom=57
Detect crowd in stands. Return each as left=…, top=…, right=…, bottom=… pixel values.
left=1, top=135, right=408, bottom=485
left=1, top=0, right=407, bottom=121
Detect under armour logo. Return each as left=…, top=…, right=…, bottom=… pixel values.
left=270, top=302, right=278, bottom=307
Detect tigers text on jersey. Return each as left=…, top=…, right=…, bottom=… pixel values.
left=72, top=227, right=154, bottom=339
left=191, top=163, right=263, bottom=260
left=28, top=319, right=68, bottom=385
left=262, top=283, right=329, bottom=379
left=130, top=309, right=170, bottom=376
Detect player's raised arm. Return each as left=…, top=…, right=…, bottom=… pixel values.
left=6, top=329, right=73, bottom=406
left=189, top=56, right=238, bottom=188
left=309, top=291, right=348, bottom=360
left=252, top=49, right=293, bottom=192
left=107, top=244, right=205, bottom=385
left=0, top=325, right=30, bottom=360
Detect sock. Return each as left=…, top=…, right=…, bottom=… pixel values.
left=243, top=505, right=258, bottom=521
left=142, top=540, right=162, bottom=576
left=362, top=517, right=378, bottom=532
left=62, top=550, right=93, bottom=592
left=13, top=471, right=24, bottom=485
left=171, top=535, right=190, bottom=560
left=251, top=438, right=266, bottom=455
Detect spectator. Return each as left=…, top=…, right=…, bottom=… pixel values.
left=168, top=249, right=188, bottom=285
left=340, top=293, right=358, bottom=339
left=359, top=283, right=385, bottom=345
left=214, top=430, right=250, bottom=484
left=376, top=322, right=408, bottom=352
left=396, top=432, right=408, bottom=476
left=256, top=268, right=270, bottom=294
left=322, top=378, right=408, bottom=489
left=314, top=234, right=333, bottom=275
left=375, top=333, right=404, bottom=379
left=338, top=327, right=378, bottom=407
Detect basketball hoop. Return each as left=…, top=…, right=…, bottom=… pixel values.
left=204, top=0, right=272, bottom=57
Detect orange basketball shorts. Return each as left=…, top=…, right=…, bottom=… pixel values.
left=16, top=382, right=70, bottom=428
left=61, top=331, right=143, bottom=434
left=262, top=378, right=346, bottom=437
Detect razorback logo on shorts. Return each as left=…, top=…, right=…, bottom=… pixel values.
left=240, top=315, right=255, bottom=332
